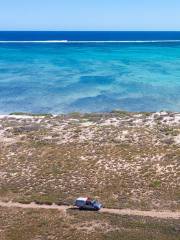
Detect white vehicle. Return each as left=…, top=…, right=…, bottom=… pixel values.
left=74, top=197, right=102, bottom=211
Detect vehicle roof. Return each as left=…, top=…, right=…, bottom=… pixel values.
left=76, top=197, right=88, bottom=201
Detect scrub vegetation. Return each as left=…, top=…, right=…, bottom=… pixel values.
left=0, top=111, right=179, bottom=239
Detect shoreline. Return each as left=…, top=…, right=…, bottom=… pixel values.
left=0, top=111, right=179, bottom=126
left=0, top=110, right=180, bottom=117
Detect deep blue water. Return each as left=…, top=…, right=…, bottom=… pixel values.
left=1, top=31, right=180, bottom=41
left=0, top=31, right=180, bottom=114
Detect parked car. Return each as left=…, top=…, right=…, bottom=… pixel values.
left=74, top=197, right=102, bottom=211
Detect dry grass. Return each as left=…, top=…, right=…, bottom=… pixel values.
left=0, top=206, right=180, bottom=240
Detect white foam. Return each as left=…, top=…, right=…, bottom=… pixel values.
left=68, top=40, right=180, bottom=43
left=0, top=40, right=68, bottom=43
left=0, top=40, right=180, bottom=43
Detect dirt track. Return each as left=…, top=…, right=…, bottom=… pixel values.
left=0, top=201, right=179, bottom=219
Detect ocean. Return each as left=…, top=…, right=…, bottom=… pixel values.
left=0, top=31, right=180, bottom=114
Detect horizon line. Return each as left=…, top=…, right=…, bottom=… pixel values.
left=0, top=30, right=180, bottom=32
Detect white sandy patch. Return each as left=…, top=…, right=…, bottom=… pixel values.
left=0, top=115, right=33, bottom=119
left=174, top=134, right=180, bottom=145
left=80, top=121, right=95, bottom=127
left=100, top=118, right=120, bottom=126
left=0, top=129, right=17, bottom=144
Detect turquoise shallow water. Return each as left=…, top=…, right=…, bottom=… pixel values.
left=0, top=42, right=180, bottom=113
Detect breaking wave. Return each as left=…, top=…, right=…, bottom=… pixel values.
left=1, top=40, right=180, bottom=43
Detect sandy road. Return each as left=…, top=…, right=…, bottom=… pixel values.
left=0, top=201, right=179, bottom=219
